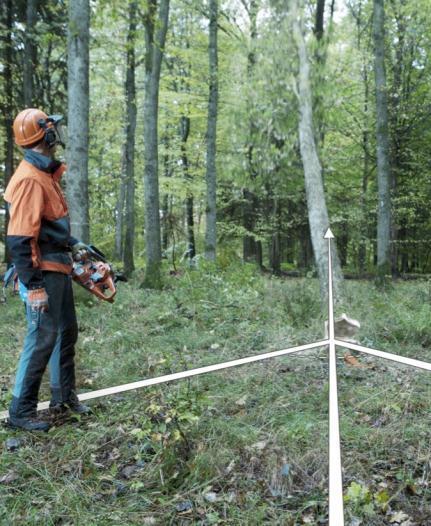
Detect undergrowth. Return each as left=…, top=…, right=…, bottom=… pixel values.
left=0, top=266, right=430, bottom=525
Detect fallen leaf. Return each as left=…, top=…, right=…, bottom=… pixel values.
left=235, top=395, right=248, bottom=406
left=390, top=511, right=409, bottom=523
left=0, top=472, right=18, bottom=484
left=204, top=491, right=218, bottom=503
left=344, top=353, right=365, bottom=368
left=250, top=441, right=267, bottom=451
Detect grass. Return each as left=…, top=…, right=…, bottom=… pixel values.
left=0, top=264, right=430, bottom=524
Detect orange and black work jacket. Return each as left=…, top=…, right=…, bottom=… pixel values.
left=4, top=150, right=78, bottom=290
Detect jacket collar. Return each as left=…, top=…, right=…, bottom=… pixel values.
left=23, top=150, right=65, bottom=181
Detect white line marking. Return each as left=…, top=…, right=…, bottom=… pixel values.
left=335, top=340, right=431, bottom=371
left=0, top=340, right=329, bottom=421
left=325, top=229, right=345, bottom=526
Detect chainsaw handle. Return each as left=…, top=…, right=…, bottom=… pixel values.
left=88, top=245, right=107, bottom=263
left=91, top=275, right=117, bottom=303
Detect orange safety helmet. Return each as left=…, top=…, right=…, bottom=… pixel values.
left=13, top=108, right=50, bottom=147
left=13, top=108, right=65, bottom=149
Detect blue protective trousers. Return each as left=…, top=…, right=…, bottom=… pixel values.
left=9, top=272, right=78, bottom=418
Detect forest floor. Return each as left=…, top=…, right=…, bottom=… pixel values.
left=0, top=264, right=430, bottom=525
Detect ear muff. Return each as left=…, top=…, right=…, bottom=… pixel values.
left=37, top=118, right=58, bottom=149
left=44, top=127, right=57, bottom=148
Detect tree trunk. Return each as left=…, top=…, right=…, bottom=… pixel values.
left=142, top=0, right=170, bottom=288
left=373, top=0, right=392, bottom=281
left=161, top=131, right=171, bottom=253
left=123, top=0, right=137, bottom=277
left=204, top=0, right=218, bottom=261
left=357, top=8, right=371, bottom=276
left=389, top=6, right=406, bottom=277
left=243, top=189, right=257, bottom=262
left=67, top=0, right=90, bottom=243
left=269, top=198, right=281, bottom=275
left=1, top=0, right=14, bottom=263
left=114, top=161, right=126, bottom=260
left=24, top=0, right=37, bottom=107
left=359, top=103, right=370, bottom=276
left=298, top=222, right=313, bottom=270
left=180, top=115, right=195, bottom=262
left=313, top=0, right=327, bottom=147
left=292, top=0, right=343, bottom=300
left=314, top=0, right=325, bottom=42
left=242, top=0, right=259, bottom=265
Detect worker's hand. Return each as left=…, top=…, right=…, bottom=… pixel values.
left=27, top=288, right=49, bottom=312
left=72, top=242, right=91, bottom=262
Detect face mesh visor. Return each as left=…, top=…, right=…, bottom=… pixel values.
left=55, top=122, right=67, bottom=147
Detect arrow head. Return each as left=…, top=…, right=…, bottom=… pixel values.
left=324, top=228, right=335, bottom=239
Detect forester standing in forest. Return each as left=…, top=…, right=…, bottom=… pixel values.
left=4, top=108, right=90, bottom=432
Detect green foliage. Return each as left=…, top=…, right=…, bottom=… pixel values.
left=1, top=271, right=431, bottom=523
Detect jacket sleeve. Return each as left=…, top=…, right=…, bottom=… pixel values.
left=69, top=236, right=80, bottom=247
left=6, top=179, right=45, bottom=290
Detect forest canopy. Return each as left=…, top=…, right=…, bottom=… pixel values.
left=1, top=0, right=431, bottom=283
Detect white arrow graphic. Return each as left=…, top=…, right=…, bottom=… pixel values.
left=325, top=228, right=345, bottom=525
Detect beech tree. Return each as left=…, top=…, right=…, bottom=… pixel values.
left=291, top=0, right=343, bottom=299
left=142, top=0, right=170, bottom=288
left=67, top=0, right=90, bottom=243
left=373, top=0, right=392, bottom=281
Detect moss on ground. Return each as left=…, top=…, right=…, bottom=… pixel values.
left=0, top=266, right=430, bottom=524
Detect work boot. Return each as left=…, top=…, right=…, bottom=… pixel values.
left=66, top=391, right=91, bottom=415
left=50, top=389, right=91, bottom=415
left=8, top=396, right=50, bottom=432
left=7, top=414, right=50, bottom=432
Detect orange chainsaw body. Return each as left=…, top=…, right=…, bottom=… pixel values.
left=72, top=260, right=116, bottom=303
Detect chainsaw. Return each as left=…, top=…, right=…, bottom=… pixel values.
left=72, top=245, right=125, bottom=303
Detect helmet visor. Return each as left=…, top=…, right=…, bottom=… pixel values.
left=55, top=122, right=67, bottom=148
